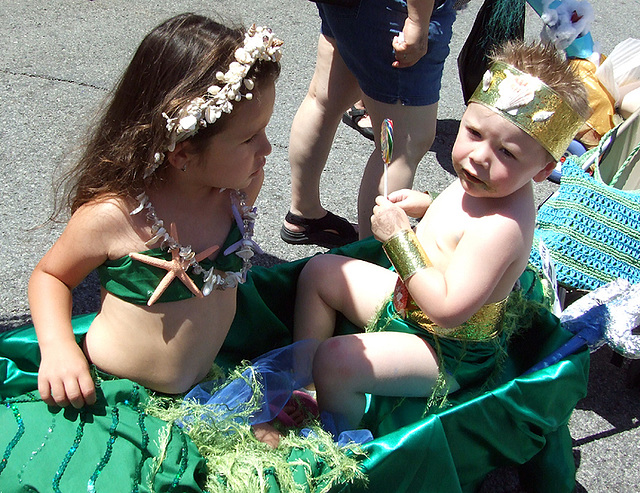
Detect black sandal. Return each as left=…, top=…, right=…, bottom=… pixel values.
left=280, top=211, right=358, bottom=248
left=342, top=106, right=374, bottom=141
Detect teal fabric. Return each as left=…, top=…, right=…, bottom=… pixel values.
left=530, top=136, right=640, bottom=290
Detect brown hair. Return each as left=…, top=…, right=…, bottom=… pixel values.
left=56, top=13, right=280, bottom=216
left=490, top=40, right=591, bottom=121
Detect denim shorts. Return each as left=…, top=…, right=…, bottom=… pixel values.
left=317, top=0, right=456, bottom=106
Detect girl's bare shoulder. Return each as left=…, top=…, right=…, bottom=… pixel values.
left=66, top=195, right=146, bottom=257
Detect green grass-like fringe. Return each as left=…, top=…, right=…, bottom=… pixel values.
left=145, top=362, right=368, bottom=493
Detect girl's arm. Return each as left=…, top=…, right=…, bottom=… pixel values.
left=29, top=202, right=115, bottom=408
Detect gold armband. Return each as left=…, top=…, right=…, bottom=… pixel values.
left=382, top=229, right=431, bottom=281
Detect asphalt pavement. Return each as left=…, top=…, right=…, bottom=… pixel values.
left=1, top=0, right=639, bottom=491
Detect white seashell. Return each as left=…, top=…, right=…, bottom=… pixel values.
left=482, top=70, right=492, bottom=91
left=244, top=79, right=255, bottom=90
left=151, top=221, right=164, bottom=234
left=178, top=115, right=198, bottom=132
left=207, top=85, right=221, bottom=95
left=205, top=105, right=222, bottom=124
left=236, top=245, right=255, bottom=260
left=145, top=227, right=166, bottom=248
left=494, top=71, right=542, bottom=112
left=532, top=110, right=554, bottom=122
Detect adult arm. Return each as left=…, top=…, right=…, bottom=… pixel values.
left=392, top=0, right=436, bottom=68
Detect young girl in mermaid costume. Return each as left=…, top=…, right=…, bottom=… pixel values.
left=294, top=41, right=592, bottom=432
left=0, top=15, right=370, bottom=491
left=29, top=14, right=281, bottom=408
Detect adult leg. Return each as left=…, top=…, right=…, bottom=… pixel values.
left=286, top=34, right=361, bottom=227
left=357, top=97, right=438, bottom=238
left=293, top=254, right=397, bottom=343
left=313, top=331, right=458, bottom=430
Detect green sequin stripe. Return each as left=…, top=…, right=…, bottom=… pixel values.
left=131, top=385, right=151, bottom=493
left=17, top=417, right=57, bottom=485
left=532, top=235, right=610, bottom=285
left=171, top=427, right=190, bottom=490
left=87, top=406, right=120, bottom=493
left=0, top=403, right=25, bottom=476
left=549, top=192, right=640, bottom=241
left=53, top=410, right=87, bottom=493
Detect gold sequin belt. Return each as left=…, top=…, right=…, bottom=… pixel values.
left=392, top=278, right=507, bottom=342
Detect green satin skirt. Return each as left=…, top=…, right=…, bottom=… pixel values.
left=0, top=237, right=589, bottom=492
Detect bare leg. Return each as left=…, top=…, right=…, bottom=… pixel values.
left=293, top=254, right=398, bottom=343
left=286, top=34, right=361, bottom=227
left=252, top=422, right=281, bottom=449
left=357, top=97, right=438, bottom=238
left=313, top=332, right=459, bottom=429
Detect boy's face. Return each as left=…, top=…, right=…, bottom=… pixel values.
left=451, top=103, right=555, bottom=198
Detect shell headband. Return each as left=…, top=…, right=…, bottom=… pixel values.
left=469, top=61, right=585, bottom=161
left=145, top=25, right=283, bottom=178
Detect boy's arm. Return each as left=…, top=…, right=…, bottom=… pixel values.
left=387, top=189, right=433, bottom=218
left=405, top=216, right=524, bottom=328
left=29, top=203, right=113, bottom=408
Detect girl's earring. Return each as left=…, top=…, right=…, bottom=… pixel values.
left=181, top=164, right=187, bottom=172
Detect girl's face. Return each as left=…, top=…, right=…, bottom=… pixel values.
left=451, top=103, right=553, bottom=198
left=193, top=80, right=276, bottom=191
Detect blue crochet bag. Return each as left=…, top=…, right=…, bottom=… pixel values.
left=530, top=125, right=640, bottom=291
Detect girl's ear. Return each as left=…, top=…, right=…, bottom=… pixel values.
left=166, top=141, right=196, bottom=171
left=532, top=160, right=558, bottom=183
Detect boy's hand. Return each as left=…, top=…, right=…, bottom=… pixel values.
left=38, top=342, right=96, bottom=408
left=387, top=189, right=433, bottom=218
left=371, top=195, right=413, bottom=243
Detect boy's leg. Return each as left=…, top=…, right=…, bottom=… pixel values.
left=357, top=97, right=438, bottom=238
left=286, top=34, right=362, bottom=225
left=293, top=254, right=397, bottom=343
left=313, top=331, right=452, bottom=430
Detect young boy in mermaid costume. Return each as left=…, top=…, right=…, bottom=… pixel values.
left=28, top=14, right=281, bottom=408
left=294, top=41, right=591, bottom=431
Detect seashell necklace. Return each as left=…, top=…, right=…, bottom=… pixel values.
left=129, top=189, right=262, bottom=304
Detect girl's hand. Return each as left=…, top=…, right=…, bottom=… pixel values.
left=387, top=189, right=433, bottom=218
left=38, top=341, right=96, bottom=408
left=392, top=17, right=429, bottom=68
left=371, top=195, right=413, bottom=243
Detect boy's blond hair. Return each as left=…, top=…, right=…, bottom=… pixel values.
left=490, top=40, right=591, bottom=121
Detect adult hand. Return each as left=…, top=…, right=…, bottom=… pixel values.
left=371, top=195, right=413, bottom=243
left=392, top=17, right=429, bottom=68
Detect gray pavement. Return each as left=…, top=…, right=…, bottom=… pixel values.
left=1, top=0, right=639, bottom=491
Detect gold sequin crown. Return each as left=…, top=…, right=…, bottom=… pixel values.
left=469, top=61, right=585, bottom=160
